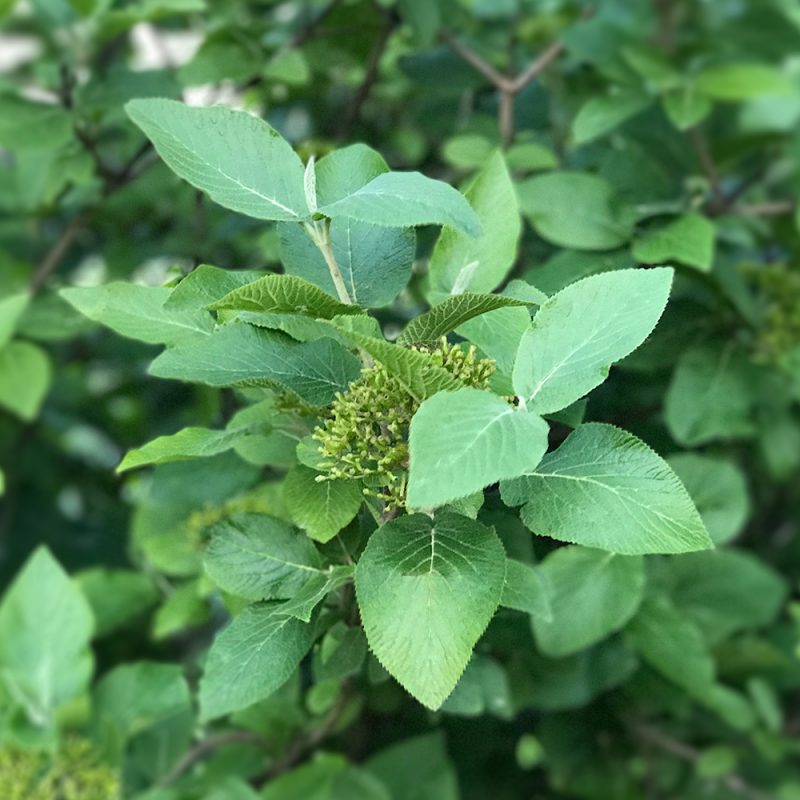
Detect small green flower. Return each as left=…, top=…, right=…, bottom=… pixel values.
left=313, top=339, right=495, bottom=510
left=0, top=739, right=120, bottom=800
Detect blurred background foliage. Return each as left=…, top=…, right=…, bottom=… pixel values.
left=0, top=0, right=799, bottom=798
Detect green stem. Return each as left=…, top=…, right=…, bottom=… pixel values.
left=305, top=220, right=353, bottom=305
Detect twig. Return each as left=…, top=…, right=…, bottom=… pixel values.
left=689, top=127, right=725, bottom=210
left=631, top=721, right=772, bottom=800
left=730, top=201, right=796, bottom=217
left=507, top=38, right=566, bottom=92
left=442, top=26, right=572, bottom=145
left=156, top=730, right=265, bottom=788
left=260, top=683, right=352, bottom=784
left=441, top=31, right=507, bottom=88
left=30, top=214, right=87, bottom=295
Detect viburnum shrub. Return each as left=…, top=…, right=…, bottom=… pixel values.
left=1, top=2, right=800, bottom=799
left=72, top=97, right=719, bottom=719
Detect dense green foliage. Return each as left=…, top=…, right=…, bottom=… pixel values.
left=1, top=1, right=799, bottom=798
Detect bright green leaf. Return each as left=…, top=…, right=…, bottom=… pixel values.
left=667, top=454, right=750, bottom=544
left=283, top=465, right=363, bottom=543
left=632, top=214, right=715, bottom=272
left=397, top=293, right=526, bottom=346
left=0, top=547, right=94, bottom=727
left=0, top=340, right=51, bottom=421
left=407, top=388, right=549, bottom=510
left=125, top=99, right=309, bottom=221
left=355, top=513, right=506, bottom=709
left=501, top=423, right=712, bottom=555
left=319, top=171, right=481, bottom=236
left=572, top=90, right=652, bottom=144
left=149, top=323, right=361, bottom=406
left=211, top=274, right=363, bottom=318
left=513, top=268, right=673, bottom=414
left=665, top=345, right=757, bottom=446
left=204, top=513, right=322, bottom=601
left=426, top=151, right=520, bottom=299
left=518, top=172, right=636, bottom=250
left=500, top=559, right=552, bottom=622
left=695, top=63, right=793, bottom=101
left=199, top=602, right=315, bottom=721
left=61, top=283, right=213, bottom=345
left=531, top=547, right=645, bottom=657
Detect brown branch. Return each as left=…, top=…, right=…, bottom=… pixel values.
left=156, top=730, right=265, bottom=788
left=30, top=214, right=88, bottom=295
left=508, top=38, right=567, bottom=92
left=631, top=722, right=772, bottom=800
left=441, top=31, right=508, bottom=88
left=442, top=11, right=587, bottom=146
left=257, top=682, right=352, bottom=786
left=730, top=201, right=796, bottom=217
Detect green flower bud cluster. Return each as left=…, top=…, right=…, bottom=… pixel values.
left=185, top=483, right=281, bottom=535
left=0, top=739, right=119, bottom=800
left=313, top=339, right=495, bottom=509
left=746, top=265, right=800, bottom=363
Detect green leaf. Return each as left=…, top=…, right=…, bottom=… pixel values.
left=626, top=593, right=714, bottom=695
left=500, top=559, right=552, bottom=622
left=125, top=99, right=309, bottom=221
left=149, top=323, right=361, bottom=406
left=262, top=753, right=390, bottom=800
left=667, top=454, right=750, bottom=544
left=518, top=172, right=635, bottom=250
left=165, top=265, right=263, bottom=311
left=314, top=143, right=389, bottom=207
left=572, top=90, right=652, bottom=144
left=283, top=465, right=363, bottom=543
left=211, top=274, right=363, bottom=318
left=670, top=549, right=787, bottom=644
left=355, top=513, right=506, bottom=709
left=0, top=340, right=51, bottom=421
left=406, top=388, right=549, bottom=510
left=505, top=141, right=558, bottom=172
left=426, top=152, right=520, bottom=299
left=92, top=662, right=190, bottom=754
left=319, top=171, right=481, bottom=236
left=513, top=268, right=673, bottom=414
left=118, top=426, right=259, bottom=472
left=76, top=568, right=158, bottom=637
left=61, top=283, right=214, bottom=345
left=203, top=513, right=322, bottom=601
left=279, top=566, right=354, bottom=623
left=662, top=85, right=712, bottom=129
left=199, top=602, right=315, bottom=721
left=695, top=63, right=793, bottom=101
left=441, top=655, right=512, bottom=719
left=328, top=323, right=464, bottom=402
left=632, top=214, right=715, bottom=272
left=279, top=220, right=415, bottom=309
left=0, top=547, right=94, bottom=726
left=441, top=133, right=494, bottom=170
left=0, top=292, right=29, bottom=349
left=397, top=294, right=526, bottom=346
left=0, top=95, right=73, bottom=152
left=457, top=305, right=532, bottom=378
left=664, top=345, right=757, bottom=446
left=501, top=423, right=712, bottom=555
left=366, top=733, right=458, bottom=800
left=531, top=547, right=645, bottom=657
